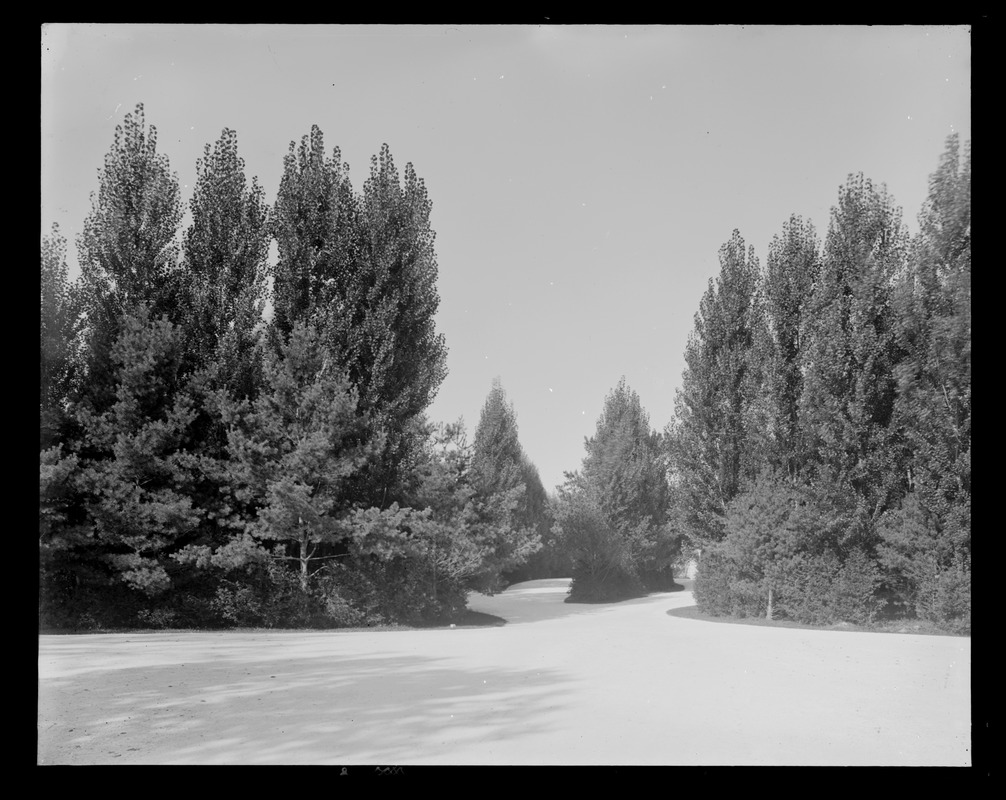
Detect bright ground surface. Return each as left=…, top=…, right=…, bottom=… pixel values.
left=37, top=579, right=970, bottom=766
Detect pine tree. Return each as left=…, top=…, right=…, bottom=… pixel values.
left=470, top=378, right=524, bottom=499
left=67, top=308, right=203, bottom=601
left=557, top=379, right=675, bottom=599
left=468, top=379, right=542, bottom=585
left=220, top=322, right=380, bottom=591
left=582, top=378, right=668, bottom=532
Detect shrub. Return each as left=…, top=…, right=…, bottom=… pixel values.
left=695, top=547, right=753, bottom=616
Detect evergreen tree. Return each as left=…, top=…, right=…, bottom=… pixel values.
left=61, top=308, right=203, bottom=604
left=705, top=471, right=883, bottom=624
left=582, top=378, right=669, bottom=534
left=551, top=484, right=631, bottom=600
left=468, top=379, right=543, bottom=583
left=471, top=378, right=524, bottom=499
left=559, top=379, right=675, bottom=598
left=670, top=230, right=763, bottom=549
left=219, top=322, right=381, bottom=591
left=344, top=419, right=540, bottom=620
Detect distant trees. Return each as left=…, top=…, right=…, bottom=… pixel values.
left=468, top=379, right=544, bottom=588
left=557, top=379, right=677, bottom=600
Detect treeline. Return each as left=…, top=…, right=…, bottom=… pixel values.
left=40, top=104, right=545, bottom=629
left=669, top=137, right=971, bottom=633
left=40, top=106, right=970, bottom=635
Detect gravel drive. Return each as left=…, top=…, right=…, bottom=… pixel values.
left=37, top=579, right=970, bottom=765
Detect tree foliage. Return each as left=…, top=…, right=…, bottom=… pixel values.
left=76, top=103, right=184, bottom=412
left=271, top=131, right=448, bottom=505
left=41, top=225, right=84, bottom=449
left=686, top=141, right=970, bottom=633
left=216, top=322, right=380, bottom=589
left=799, top=174, right=908, bottom=521
left=756, top=216, right=820, bottom=479
left=559, top=379, right=675, bottom=599
left=670, top=230, right=763, bottom=549
left=182, top=127, right=270, bottom=398
left=50, top=308, right=203, bottom=604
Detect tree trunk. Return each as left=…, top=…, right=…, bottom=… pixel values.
left=300, top=532, right=309, bottom=592
left=766, top=586, right=774, bottom=621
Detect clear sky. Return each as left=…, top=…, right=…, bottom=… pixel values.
left=41, top=24, right=971, bottom=492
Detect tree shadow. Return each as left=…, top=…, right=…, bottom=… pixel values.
left=38, top=635, right=573, bottom=765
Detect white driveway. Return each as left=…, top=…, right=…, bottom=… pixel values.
left=37, top=579, right=970, bottom=765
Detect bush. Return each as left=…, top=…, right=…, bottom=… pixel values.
left=877, top=496, right=971, bottom=633
left=569, top=561, right=641, bottom=602
left=831, top=548, right=886, bottom=625
left=923, top=557, right=971, bottom=634
left=695, top=547, right=757, bottom=617
left=774, top=550, right=842, bottom=625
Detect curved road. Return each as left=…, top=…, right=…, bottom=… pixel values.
left=37, top=579, right=970, bottom=765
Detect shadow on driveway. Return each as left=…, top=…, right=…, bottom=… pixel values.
left=38, top=642, right=574, bottom=765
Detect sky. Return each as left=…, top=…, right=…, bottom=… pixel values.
left=41, top=24, right=971, bottom=492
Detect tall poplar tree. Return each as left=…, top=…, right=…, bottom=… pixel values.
left=670, top=230, right=763, bottom=549
left=182, top=127, right=270, bottom=398
left=881, top=135, right=971, bottom=630
left=76, top=103, right=184, bottom=410
left=41, top=224, right=83, bottom=449
left=758, top=216, right=820, bottom=481
left=271, top=125, right=362, bottom=339
left=799, top=175, right=908, bottom=527
left=350, top=144, right=448, bottom=497
left=271, top=132, right=447, bottom=505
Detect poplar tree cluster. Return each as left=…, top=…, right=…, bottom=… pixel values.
left=669, top=137, right=971, bottom=632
